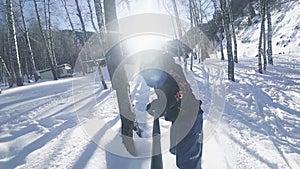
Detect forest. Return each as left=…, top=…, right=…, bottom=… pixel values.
left=0, top=0, right=286, bottom=88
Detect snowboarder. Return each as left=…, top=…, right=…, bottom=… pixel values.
left=140, top=49, right=204, bottom=169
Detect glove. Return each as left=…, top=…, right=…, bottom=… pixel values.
left=146, top=99, right=166, bottom=117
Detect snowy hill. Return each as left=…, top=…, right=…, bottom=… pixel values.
left=0, top=0, right=300, bottom=169
left=238, top=0, right=300, bottom=57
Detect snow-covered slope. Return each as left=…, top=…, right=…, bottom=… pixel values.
left=0, top=51, right=299, bottom=169
left=238, top=0, right=300, bottom=58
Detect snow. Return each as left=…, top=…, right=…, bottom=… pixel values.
left=1, top=52, right=299, bottom=169
left=1, top=0, right=300, bottom=168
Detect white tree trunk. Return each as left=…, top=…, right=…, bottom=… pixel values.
left=33, top=0, right=58, bottom=80
left=93, top=0, right=107, bottom=89
left=258, top=0, right=266, bottom=74
left=19, top=0, right=39, bottom=81
left=6, top=0, right=23, bottom=86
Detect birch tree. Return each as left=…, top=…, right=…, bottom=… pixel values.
left=6, top=0, right=23, bottom=86
left=46, top=0, right=58, bottom=72
left=0, top=55, right=12, bottom=87
left=18, top=0, right=39, bottom=81
left=61, top=0, right=86, bottom=76
left=258, top=0, right=266, bottom=73
left=33, top=0, right=58, bottom=80
left=93, top=0, right=107, bottom=89
left=263, top=7, right=267, bottom=71
left=266, top=0, right=273, bottom=65
left=220, top=0, right=234, bottom=81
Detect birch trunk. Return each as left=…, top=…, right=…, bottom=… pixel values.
left=19, top=0, right=39, bottom=81
left=94, top=0, right=107, bottom=89
left=33, top=0, right=58, bottom=80
left=258, top=0, right=266, bottom=73
left=47, top=0, right=58, bottom=76
left=61, top=0, right=85, bottom=75
left=0, top=55, right=13, bottom=87
left=6, top=0, right=23, bottom=86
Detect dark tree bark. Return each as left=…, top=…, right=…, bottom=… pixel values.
left=61, top=0, right=75, bottom=31
left=104, top=0, right=136, bottom=155
left=94, top=0, right=105, bottom=31
left=258, top=0, right=266, bottom=73
left=263, top=7, right=267, bottom=71
left=266, top=0, right=273, bottom=65
left=75, top=0, right=88, bottom=41
left=227, top=0, right=238, bottom=63
left=220, top=0, right=235, bottom=81
left=248, top=0, right=256, bottom=18
left=104, top=0, right=135, bottom=155
left=6, top=0, right=23, bottom=86
left=0, top=55, right=13, bottom=87
left=212, top=0, right=225, bottom=61
left=220, top=33, right=225, bottom=60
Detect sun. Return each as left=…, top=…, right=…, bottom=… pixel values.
left=123, top=35, right=166, bottom=54
left=130, top=0, right=163, bottom=14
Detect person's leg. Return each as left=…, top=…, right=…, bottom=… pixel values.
left=176, top=112, right=203, bottom=169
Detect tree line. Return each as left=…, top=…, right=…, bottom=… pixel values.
left=0, top=0, right=107, bottom=88
left=0, top=0, right=283, bottom=88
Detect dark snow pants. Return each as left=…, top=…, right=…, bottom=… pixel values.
left=175, top=112, right=203, bottom=169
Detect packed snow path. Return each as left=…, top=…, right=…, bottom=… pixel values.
left=0, top=55, right=299, bottom=169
